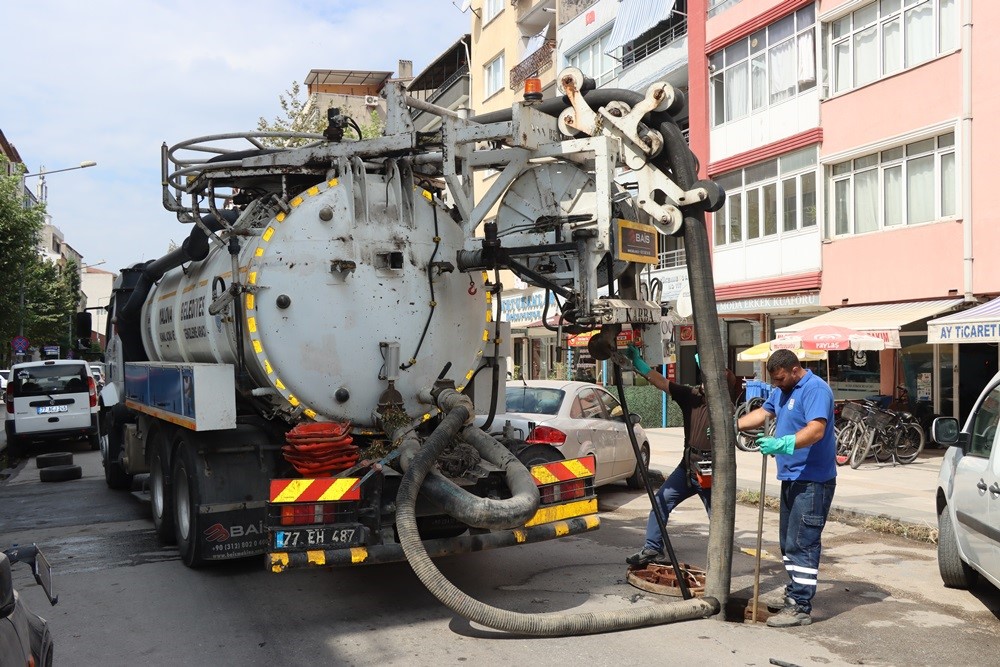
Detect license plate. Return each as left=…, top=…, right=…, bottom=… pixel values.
left=37, top=405, right=68, bottom=414
left=274, top=526, right=362, bottom=550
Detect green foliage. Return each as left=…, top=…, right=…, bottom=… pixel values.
left=0, top=157, right=82, bottom=365
left=255, top=80, right=324, bottom=147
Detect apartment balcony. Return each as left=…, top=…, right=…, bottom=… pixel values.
left=411, top=65, right=470, bottom=132
left=510, top=41, right=556, bottom=92
left=616, top=19, right=688, bottom=93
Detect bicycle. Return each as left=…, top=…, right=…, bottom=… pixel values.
left=735, top=396, right=774, bottom=452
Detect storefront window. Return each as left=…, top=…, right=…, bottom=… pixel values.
left=900, top=342, right=936, bottom=427
left=828, top=349, right=880, bottom=400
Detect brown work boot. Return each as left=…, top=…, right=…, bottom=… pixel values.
left=766, top=603, right=812, bottom=627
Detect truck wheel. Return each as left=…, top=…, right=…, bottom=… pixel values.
left=103, top=407, right=133, bottom=490
left=173, top=440, right=206, bottom=568
left=36, top=452, right=74, bottom=468
left=39, top=464, right=83, bottom=482
left=938, top=505, right=978, bottom=589
left=150, top=436, right=176, bottom=544
left=516, top=444, right=564, bottom=467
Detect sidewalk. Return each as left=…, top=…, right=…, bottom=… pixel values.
left=644, top=427, right=941, bottom=530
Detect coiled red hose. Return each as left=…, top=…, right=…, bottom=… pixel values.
left=283, top=421, right=359, bottom=476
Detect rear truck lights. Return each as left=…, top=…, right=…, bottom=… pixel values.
left=539, top=479, right=587, bottom=505
left=88, top=376, right=98, bottom=408
left=526, top=425, right=566, bottom=445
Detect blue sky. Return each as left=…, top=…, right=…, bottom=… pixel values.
left=1, top=0, right=471, bottom=273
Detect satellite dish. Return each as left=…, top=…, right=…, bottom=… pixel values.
left=460, top=0, right=472, bottom=11
left=675, top=293, right=693, bottom=319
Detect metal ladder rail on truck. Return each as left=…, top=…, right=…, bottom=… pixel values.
left=96, top=68, right=725, bottom=578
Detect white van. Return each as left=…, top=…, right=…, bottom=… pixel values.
left=934, top=370, right=1000, bottom=590
left=4, top=360, right=100, bottom=457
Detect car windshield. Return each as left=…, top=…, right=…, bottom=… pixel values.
left=506, top=387, right=565, bottom=415
left=13, top=365, right=88, bottom=397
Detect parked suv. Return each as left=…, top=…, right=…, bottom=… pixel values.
left=4, top=360, right=100, bottom=457
left=934, top=370, right=1000, bottom=590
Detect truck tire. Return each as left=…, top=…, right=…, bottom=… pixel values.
left=36, top=452, right=74, bottom=468
left=172, top=438, right=207, bottom=568
left=150, top=434, right=176, bottom=544
left=938, top=505, right=979, bottom=589
left=39, top=464, right=83, bottom=482
left=103, top=406, right=134, bottom=490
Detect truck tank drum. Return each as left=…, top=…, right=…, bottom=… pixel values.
left=140, top=173, right=487, bottom=427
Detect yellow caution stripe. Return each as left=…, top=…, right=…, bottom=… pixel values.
left=525, top=498, right=599, bottom=527
left=269, top=478, right=361, bottom=503
left=530, top=455, right=595, bottom=486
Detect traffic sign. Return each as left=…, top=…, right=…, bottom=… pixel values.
left=11, top=335, right=29, bottom=353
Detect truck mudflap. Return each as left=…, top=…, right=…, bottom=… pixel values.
left=266, top=456, right=599, bottom=572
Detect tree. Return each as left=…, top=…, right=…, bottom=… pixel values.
left=256, top=81, right=386, bottom=148
left=0, top=156, right=83, bottom=364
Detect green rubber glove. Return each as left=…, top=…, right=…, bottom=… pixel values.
left=625, top=344, right=651, bottom=376
left=757, top=434, right=796, bottom=456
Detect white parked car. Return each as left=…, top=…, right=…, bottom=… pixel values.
left=934, top=370, right=1000, bottom=589
left=4, top=359, right=101, bottom=457
left=478, top=380, right=649, bottom=488
left=0, top=369, right=8, bottom=391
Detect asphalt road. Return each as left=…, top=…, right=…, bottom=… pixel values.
left=2, top=441, right=999, bottom=666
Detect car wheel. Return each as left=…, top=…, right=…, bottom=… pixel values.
left=103, top=406, right=133, bottom=490
left=516, top=444, right=564, bottom=467
left=88, top=429, right=101, bottom=451
left=626, top=442, right=650, bottom=489
left=173, top=438, right=206, bottom=568
left=150, top=435, right=176, bottom=544
left=39, top=464, right=83, bottom=482
left=938, top=505, right=979, bottom=589
left=36, top=452, right=73, bottom=468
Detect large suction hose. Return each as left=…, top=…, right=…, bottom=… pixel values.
left=394, top=396, right=719, bottom=637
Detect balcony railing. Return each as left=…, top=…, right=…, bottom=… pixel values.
left=658, top=247, right=686, bottom=270
left=708, top=0, right=744, bottom=18
left=427, top=65, right=470, bottom=106
left=622, top=18, right=687, bottom=71
left=510, top=41, right=555, bottom=91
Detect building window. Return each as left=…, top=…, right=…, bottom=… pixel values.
left=828, top=131, right=956, bottom=237
left=484, top=53, right=505, bottom=99
left=710, top=4, right=816, bottom=127
left=713, top=147, right=818, bottom=246
left=829, top=0, right=957, bottom=95
left=567, top=31, right=619, bottom=87
left=483, top=0, right=503, bottom=24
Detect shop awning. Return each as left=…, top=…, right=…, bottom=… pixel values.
left=775, top=299, right=964, bottom=349
left=605, top=0, right=676, bottom=55
left=927, top=298, right=1000, bottom=344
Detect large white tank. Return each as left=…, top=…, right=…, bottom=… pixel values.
left=140, top=168, right=487, bottom=427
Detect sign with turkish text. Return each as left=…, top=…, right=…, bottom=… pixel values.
left=615, top=219, right=659, bottom=264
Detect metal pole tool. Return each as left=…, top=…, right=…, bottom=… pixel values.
left=751, top=416, right=772, bottom=623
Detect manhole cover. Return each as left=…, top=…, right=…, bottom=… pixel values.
left=627, top=562, right=707, bottom=597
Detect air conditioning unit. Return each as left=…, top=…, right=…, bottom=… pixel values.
left=364, top=95, right=380, bottom=107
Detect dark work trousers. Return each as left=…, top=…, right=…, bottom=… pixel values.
left=643, top=459, right=711, bottom=553
left=778, top=478, right=837, bottom=613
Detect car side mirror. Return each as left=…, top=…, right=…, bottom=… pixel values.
left=628, top=413, right=642, bottom=426
left=931, top=417, right=962, bottom=450
left=0, top=553, right=14, bottom=618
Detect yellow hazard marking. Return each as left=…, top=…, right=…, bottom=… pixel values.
left=255, top=247, right=265, bottom=257
left=246, top=294, right=255, bottom=310
left=525, top=498, right=599, bottom=528
left=307, top=550, right=326, bottom=566
left=273, top=479, right=315, bottom=503
left=350, top=547, right=368, bottom=563
left=253, top=340, right=263, bottom=354
left=456, top=385, right=465, bottom=392
left=307, top=186, right=320, bottom=197
left=482, top=330, right=489, bottom=342
left=275, top=379, right=286, bottom=390
left=584, top=514, right=601, bottom=530
left=290, top=196, right=303, bottom=207
left=270, top=553, right=289, bottom=573
left=422, top=413, right=431, bottom=422
left=264, top=360, right=273, bottom=375
left=247, top=317, right=257, bottom=333
left=276, top=211, right=286, bottom=222
left=157, top=290, right=177, bottom=300
left=563, top=459, right=593, bottom=478
left=249, top=271, right=257, bottom=285
left=532, top=468, right=560, bottom=485
left=554, top=522, right=570, bottom=536
left=263, top=226, right=274, bottom=242
left=328, top=178, right=339, bottom=187
left=466, top=370, right=474, bottom=380
left=304, top=408, right=317, bottom=419
left=513, top=529, right=527, bottom=543
left=319, top=478, right=357, bottom=501
left=288, top=395, right=299, bottom=407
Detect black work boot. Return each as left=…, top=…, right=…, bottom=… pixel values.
left=625, top=547, right=664, bottom=567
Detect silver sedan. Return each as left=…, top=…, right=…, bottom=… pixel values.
left=479, top=380, right=649, bottom=488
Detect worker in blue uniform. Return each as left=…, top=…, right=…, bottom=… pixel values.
left=737, top=348, right=837, bottom=628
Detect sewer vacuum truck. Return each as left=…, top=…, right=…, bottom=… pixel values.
left=98, top=68, right=726, bottom=582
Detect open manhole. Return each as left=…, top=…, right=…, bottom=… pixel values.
left=626, top=562, right=707, bottom=597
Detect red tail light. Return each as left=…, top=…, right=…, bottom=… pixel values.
left=5, top=385, right=12, bottom=414
left=280, top=503, right=344, bottom=526
left=88, top=376, right=98, bottom=408
left=539, top=479, right=586, bottom=504
left=526, top=426, right=566, bottom=445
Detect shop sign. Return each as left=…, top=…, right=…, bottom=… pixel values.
left=501, top=290, right=558, bottom=326
left=717, top=293, right=820, bottom=314
left=616, top=219, right=659, bottom=264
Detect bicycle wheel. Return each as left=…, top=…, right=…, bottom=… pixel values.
left=735, top=397, right=766, bottom=452
left=850, top=428, right=872, bottom=469
left=871, top=430, right=895, bottom=464
left=835, top=421, right=856, bottom=466
left=894, top=423, right=925, bottom=464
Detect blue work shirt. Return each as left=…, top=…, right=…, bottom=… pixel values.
left=763, top=369, right=837, bottom=482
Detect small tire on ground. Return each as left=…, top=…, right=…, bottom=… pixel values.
left=515, top=444, right=564, bottom=467
left=39, top=464, right=83, bottom=482
left=626, top=442, right=651, bottom=489
left=36, top=452, right=74, bottom=469
left=938, top=505, right=979, bottom=589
